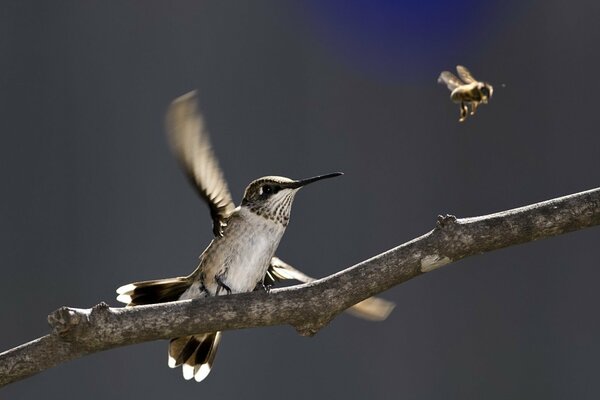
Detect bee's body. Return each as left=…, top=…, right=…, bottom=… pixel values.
left=450, top=82, right=486, bottom=103
left=438, top=66, right=493, bottom=122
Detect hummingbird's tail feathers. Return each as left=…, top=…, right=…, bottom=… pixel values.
left=343, top=296, right=396, bottom=322
left=115, top=277, right=191, bottom=306
left=169, top=332, right=222, bottom=382
left=116, top=278, right=220, bottom=382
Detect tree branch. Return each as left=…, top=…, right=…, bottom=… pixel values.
left=1, top=187, right=599, bottom=387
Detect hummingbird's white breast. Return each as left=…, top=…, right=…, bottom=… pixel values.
left=186, top=206, right=286, bottom=297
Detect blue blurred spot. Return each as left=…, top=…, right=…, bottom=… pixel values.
left=302, top=0, right=528, bottom=83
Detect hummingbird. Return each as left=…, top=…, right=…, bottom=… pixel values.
left=116, top=91, right=393, bottom=382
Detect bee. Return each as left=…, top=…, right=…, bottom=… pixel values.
left=438, top=65, right=493, bottom=122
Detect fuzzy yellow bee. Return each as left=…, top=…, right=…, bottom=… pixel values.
left=438, top=65, right=493, bottom=122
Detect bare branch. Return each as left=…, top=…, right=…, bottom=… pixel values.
left=1, top=187, right=599, bottom=387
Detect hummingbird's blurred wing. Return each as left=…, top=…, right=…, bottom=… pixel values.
left=265, top=257, right=314, bottom=284
left=456, top=65, right=477, bottom=84
left=166, top=91, right=236, bottom=237
left=266, top=257, right=396, bottom=322
left=437, top=71, right=464, bottom=91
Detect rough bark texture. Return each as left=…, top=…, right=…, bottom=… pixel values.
left=1, top=187, right=599, bottom=387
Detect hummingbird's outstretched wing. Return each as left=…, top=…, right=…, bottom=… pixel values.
left=437, top=71, right=464, bottom=91
left=265, top=257, right=396, bottom=322
left=166, top=91, right=236, bottom=237
left=456, top=65, right=477, bottom=84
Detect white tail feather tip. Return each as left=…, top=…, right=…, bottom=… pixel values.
left=168, top=355, right=177, bottom=368
left=182, top=364, right=195, bottom=380
left=116, top=283, right=136, bottom=295
left=194, top=364, right=211, bottom=382
left=116, top=294, right=132, bottom=304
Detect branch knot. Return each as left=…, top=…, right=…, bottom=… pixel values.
left=437, top=214, right=457, bottom=228
left=92, top=302, right=110, bottom=314
left=48, top=307, right=87, bottom=338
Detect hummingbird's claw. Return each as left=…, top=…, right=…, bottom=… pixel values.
left=215, top=274, right=232, bottom=295
left=261, top=280, right=272, bottom=294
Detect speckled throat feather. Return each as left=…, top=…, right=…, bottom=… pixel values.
left=246, top=191, right=295, bottom=226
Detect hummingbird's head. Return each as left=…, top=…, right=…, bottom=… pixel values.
left=241, top=172, right=343, bottom=225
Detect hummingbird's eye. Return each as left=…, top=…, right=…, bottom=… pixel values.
left=260, top=185, right=273, bottom=196
left=259, top=185, right=281, bottom=196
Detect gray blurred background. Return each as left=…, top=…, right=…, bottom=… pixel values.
left=2, top=1, right=600, bottom=398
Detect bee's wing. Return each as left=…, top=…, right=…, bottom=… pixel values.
left=456, top=65, right=477, bottom=84
left=166, top=91, right=236, bottom=237
left=264, top=257, right=396, bottom=322
left=437, top=71, right=463, bottom=91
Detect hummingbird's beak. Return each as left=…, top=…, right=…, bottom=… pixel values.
left=286, top=172, right=343, bottom=189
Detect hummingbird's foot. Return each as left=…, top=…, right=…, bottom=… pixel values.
left=199, top=282, right=209, bottom=296
left=252, top=279, right=273, bottom=293
left=198, top=273, right=210, bottom=296
left=260, top=280, right=272, bottom=294
left=215, top=274, right=232, bottom=295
